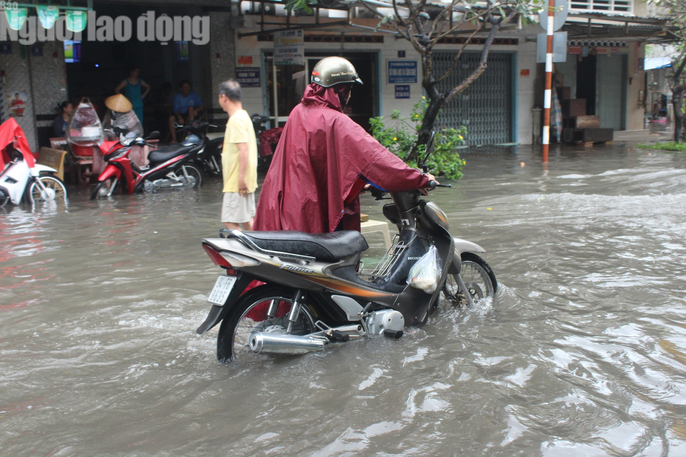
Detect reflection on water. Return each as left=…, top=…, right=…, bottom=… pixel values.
left=1, top=143, right=686, bottom=455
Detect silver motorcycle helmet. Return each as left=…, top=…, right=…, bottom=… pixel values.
left=311, top=57, right=363, bottom=87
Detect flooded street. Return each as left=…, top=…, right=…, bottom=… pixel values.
left=2, top=142, right=686, bottom=456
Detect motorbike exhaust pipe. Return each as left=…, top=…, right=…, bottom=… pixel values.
left=249, top=332, right=326, bottom=355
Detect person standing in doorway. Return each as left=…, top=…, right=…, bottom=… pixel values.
left=217, top=79, right=258, bottom=231
left=114, top=66, right=150, bottom=124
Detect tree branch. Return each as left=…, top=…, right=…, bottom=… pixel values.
left=443, top=10, right=515, bottom=104
left=433, top=22, right=485, bottom=87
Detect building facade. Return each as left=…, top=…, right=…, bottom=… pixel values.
left=0, top=0, right=673, bottom=150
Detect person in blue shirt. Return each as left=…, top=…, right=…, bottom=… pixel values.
left=169, top=80, right=204, bottom=142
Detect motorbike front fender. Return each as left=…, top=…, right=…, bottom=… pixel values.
left=196, top=271, right=258, bottom=334
left=97, top=164, right=122, bottom=183
left=453, top=237, right=486, bottom=255
left=33, top=163, right=57, bottom=175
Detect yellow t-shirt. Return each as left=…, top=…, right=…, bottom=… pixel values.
left=222, top=109, right=258, bottom=193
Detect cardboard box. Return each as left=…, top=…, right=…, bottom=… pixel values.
left=564, top=115, right=600, bottom=129
left=575, top=128, right=613, bottom=143
left=562, top=99, right=587, bottom=117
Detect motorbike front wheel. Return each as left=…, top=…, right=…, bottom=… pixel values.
left=29, top=176, right=68, bottom=208
left=90, top=180, right=116, bottom=200
left=176, top=164, right=202, bottom=188
left=217, top=286, right=317, bottom=362
left=443, top=253, right=497, bottom=307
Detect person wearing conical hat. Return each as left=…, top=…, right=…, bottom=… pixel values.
left=103, top=94, right=142, bottom=140
left=104, top=94, right=133, bottom=113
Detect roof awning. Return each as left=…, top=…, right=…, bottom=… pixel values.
left=562, top=12, right=674, bottom=43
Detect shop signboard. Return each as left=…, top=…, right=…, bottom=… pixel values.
left=274, top=30, right=304, bottom=65
left=395, top=85, right=410, bottom=99
left=388, top=61, right=418, bottom=84
left=236, top=67, right=261, bottom=88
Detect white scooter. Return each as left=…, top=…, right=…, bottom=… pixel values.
left=0, top=120, right=67, bottom=208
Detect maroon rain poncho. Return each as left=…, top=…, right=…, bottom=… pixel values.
left=254, top=84, right=429, bottom=233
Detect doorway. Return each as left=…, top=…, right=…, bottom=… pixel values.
left=64, top=4, right=210, bottom=135
left=576, top=55, right=596, bottom=115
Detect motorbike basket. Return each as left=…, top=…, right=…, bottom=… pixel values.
left=369, top=238, right=407, bottom=280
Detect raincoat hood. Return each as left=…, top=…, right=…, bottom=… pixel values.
left=254, top=84, right=428, bottom=233
left=301, top=83, right=344, bottom=112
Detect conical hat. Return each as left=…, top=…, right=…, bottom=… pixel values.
left=105, top=94, right=132, bottom=113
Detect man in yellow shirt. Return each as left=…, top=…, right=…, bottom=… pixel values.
left=218, top=80, right=258, bottom=230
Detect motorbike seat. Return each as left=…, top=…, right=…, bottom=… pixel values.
left=236, top=230, right=368, bottom=262
left=148, top=143, right=197, bottom=165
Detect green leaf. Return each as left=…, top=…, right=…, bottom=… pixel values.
left=370, top=97, right=467, bottom=179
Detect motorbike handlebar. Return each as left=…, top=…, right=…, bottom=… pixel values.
left=369, top=180, right=449, bottom=200
left=428, top=180, right=451, bottom=189
left=174, top=121, right=210, bottom=131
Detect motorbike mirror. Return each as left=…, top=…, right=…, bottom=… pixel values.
left=417, top=131, right=436, bottom=173
left=145, top=131, right=161, bottom=140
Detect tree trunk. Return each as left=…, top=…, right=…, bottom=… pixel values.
left=673, top=89, right=684, bottom=143
left=409, top=97, right=444, bottom=162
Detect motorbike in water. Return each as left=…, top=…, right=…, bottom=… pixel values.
left=173, top=120, right=223, bottom=178
left=91, top=130, right=204, bottom=200
left=197, top=135, right=497, bottom=362
left=1, top=119, right=68, bottom=208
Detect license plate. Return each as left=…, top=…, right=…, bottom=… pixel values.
left=207, top=275, right=237, bottom=305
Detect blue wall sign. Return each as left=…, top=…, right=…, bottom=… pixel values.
left=388, top=61, right=418, bottom=84
left=395, top=85, right=410, bottom=99
left=235, top=67, right=261, bottom=88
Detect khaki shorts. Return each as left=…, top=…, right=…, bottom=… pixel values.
left=221, top=192, right=256, bottom=223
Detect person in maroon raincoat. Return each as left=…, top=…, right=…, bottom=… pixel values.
left=254, top=57, right=432, bottom=233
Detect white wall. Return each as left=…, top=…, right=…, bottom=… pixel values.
left=234, top=22, right=538, bottom=144
left=0, top=41, right=67, bottom=151
left=233, top=16, right=648, bottom=144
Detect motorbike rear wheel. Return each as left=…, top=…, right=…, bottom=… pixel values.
left=217, top=286, right=317, bottom=362
left=443, top=253, right=497, bottom=307
left=176, top=164, right=202, bottom=188
left=29, top=176, right=68, bottom=208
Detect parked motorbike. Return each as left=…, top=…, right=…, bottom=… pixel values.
left=196, top=135, right=497, bottom=362
left=174, top=120, right=223, bottom=178
left=1, top=119, right=67, bottom=208
left=90, top=130, right=204, bottom=200
left=252, top=114, right=282, bottom=172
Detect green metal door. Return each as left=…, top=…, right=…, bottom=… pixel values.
left=596, top=54, right=627, bottom=130
left=434, top=52, right=514, bottom=145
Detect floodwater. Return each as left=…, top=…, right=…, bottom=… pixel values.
left=2, top=142, right=686, bottom=456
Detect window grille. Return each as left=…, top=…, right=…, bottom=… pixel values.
left=570, top=0, right=632, bottom=14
